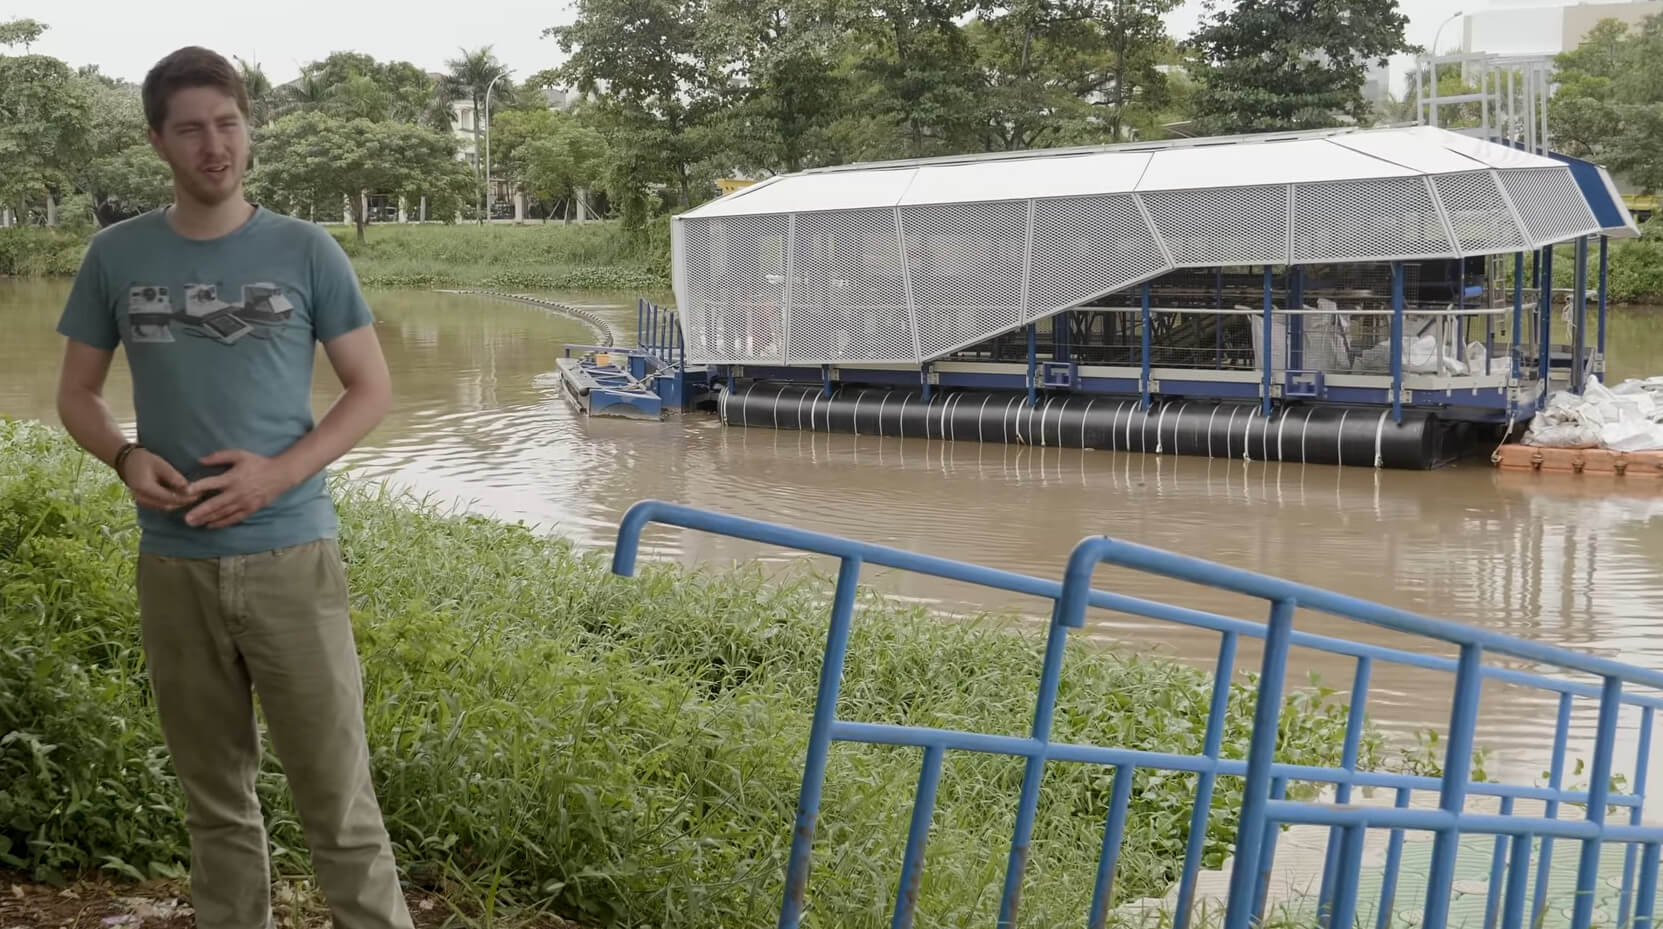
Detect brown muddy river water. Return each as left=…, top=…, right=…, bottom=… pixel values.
left=7, top=278, right=1663, bottom=792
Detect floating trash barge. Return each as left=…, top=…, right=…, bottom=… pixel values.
left=653, top=120, right=1642, bottom=469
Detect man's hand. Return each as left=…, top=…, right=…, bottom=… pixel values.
left=122, top=449, right=200, bottom=512
left=182, top=449, right=296, bottom=530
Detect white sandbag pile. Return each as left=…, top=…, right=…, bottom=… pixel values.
left=1524, top=377, right=1663, bottom=450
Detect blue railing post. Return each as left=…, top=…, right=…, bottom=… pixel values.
left=1376, top=787, right=1413, bottom=929
left=1637, top=843, right=1662, bottom=929
left=1512, top=251, right=1525, bottom=380
left=1573, top=236, right=1589, bottom=392
left=1141, top=284, right=1154, bottom=411
left=995, top=596, right=1078, bottom=928
left=1532, top=692, right=1576, bottom=926
left=1501, top=831, right=1534, bottom=929
left=1222, top=597, right=1297, bottom=929
left=1087, top=763, right=1137, bottom=929
left=890, top=744, right=945, bottom=929
left=1572, top=676, right=1623, bottom=929
left=1318, top=657, right=1372, bottom=926
left=1252, top=776, right=1290, bottom=921
left=637, top=298, right=645, bottom=350
left=1390, top=262, right=1405, bottom=424
left=1261, top=267, right=1274, bottom=417
left=1423, top=643, right=1484, bottom=929
left=779, top=556, right=864, bottom=929
left=1483, top=795, right=1515, bottom=929
left=1174, top=632, right=1240, bottom=929
left=1619, top=707, right=1655, bottom=929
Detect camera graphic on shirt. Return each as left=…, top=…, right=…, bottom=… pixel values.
left=124, top=282, right=292, bottom=345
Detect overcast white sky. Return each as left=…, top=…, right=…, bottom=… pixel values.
left=5, top=0, right=1565, bottom=92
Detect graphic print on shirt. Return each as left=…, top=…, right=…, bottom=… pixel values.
left=126, top=282, right=295, bottom=345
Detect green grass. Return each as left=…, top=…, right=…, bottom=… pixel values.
left=1, top=419, right=1372, bottom=928
left=0, top=219, right=669, bottom=292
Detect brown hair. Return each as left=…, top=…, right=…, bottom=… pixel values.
left=141, top=46, right=250, bottom=131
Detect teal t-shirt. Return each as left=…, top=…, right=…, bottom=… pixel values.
left=56, top=206, right=374, bottom=558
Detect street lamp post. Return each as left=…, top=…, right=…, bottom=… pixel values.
left=1428, top=11, right=1463, bottom=127
left=482, top=71, right=510, bottom=222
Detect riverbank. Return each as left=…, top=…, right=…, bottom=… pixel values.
left=5, top=216, right=1662, bottom=304
left=0, top=419, right=1369, bottom=928
left=0, top=219, right=669, bottom=291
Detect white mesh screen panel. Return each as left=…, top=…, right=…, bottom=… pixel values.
left=678, top=215, right=788, bottom=364
left=1500, top=167, right=1600, bottom=246
left=1291, top=177, right=1453, bottom=262
left=1141, top=186, right=1289, bottom=265
left=787, top=210, right=915, bottom=363
left=900, top=201, right=1027, bottom=358
left=1025, top=195, right=1169, bottom=321
left=1433, top=171, right=1526, bottom=255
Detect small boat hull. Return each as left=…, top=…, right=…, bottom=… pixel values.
left=557, top=356, right=664, bottom=420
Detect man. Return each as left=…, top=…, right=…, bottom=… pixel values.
left=54, top=46, right=411, bottom=929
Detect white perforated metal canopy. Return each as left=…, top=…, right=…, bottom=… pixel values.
left=674, top=125, right=1605, bottom=366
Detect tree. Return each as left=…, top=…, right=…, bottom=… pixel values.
left=521, top=122, right=608, bottom=221
left=71, top=70, right=171, bottom=224
left=548, top=0, right=717, bottom=216
left=966, top=0, right=1180, bottom=151
left=698, top=0, right=849, bottom=173
left=0, top=18, right=45, bottom=49
left=834, top=0, right=986, bottom=159
left=445, top=46, right=514, bottom=157
left=1187, top=0, right=1411, bottom=134
left=250, top=112, right=473, bottom=242
left=1550, top=15, right=1663, bottom=194
left=236, top=57, right=277, bottom=127
left=0, top=51, right=92, bottom=223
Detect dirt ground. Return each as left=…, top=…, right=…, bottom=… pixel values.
left=0, top=875, right=579, bottom=929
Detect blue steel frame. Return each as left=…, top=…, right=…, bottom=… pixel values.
left=613, top=501, right=1663, bottom=929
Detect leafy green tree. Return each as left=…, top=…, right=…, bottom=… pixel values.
left=967, top=0, right=1180, bottom=151
left=70, top=70, right=171, bottom=224
left=0, top=51, right=92, bottom=223
left=521, top=122, right=609, bottom=221
left=548, top=0, right=717, bottom=216
left=698, top=0, right=848, bottom=172
left=0, top=18, right=45, bottom=50
left=1187, top=0, right=1411, bottom=133
left=834, top=0, right=986, bottom=159
left=1550, top=15, right=1663, bottom=196
left=250, top=112, right=472, bottom=242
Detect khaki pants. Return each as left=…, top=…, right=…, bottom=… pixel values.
left=137, top=539, right=412, bottom=929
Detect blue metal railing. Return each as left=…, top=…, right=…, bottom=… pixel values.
left=638, top=297, right=685, bottom=368
left=611, top=501, right=1663, bottom=929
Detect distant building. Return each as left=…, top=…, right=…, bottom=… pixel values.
left=1460, top=1, right=1663, bottom=57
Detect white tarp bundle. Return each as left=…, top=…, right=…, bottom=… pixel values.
left=1524, top=376, right=1663, bottom=450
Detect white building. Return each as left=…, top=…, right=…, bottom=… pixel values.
left=1460, top=1, right=1663, bottom=57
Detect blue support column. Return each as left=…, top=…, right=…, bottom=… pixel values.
left=1141, top=284, right=1154, bottom=411
left=1215, top=267, right=1225, bottom=368
left=1573, top=236, right=1589, bottom=392
left=821, top=365, right=833, bottom=400
left=1598, top=235, right=1610, bottom=368
left=921, top=363, right=932, bottom=402
left=1390, top=262, right=1405, bottom=424
left=1539, top=247, right=1555, bottom=395
left=1026, top=323, right=1038, bottom=407
left=1289, top=266, right=1304, bottom=374
left=1512, top=252, right=1524, bottom=380
left=1058, top=311, right=1072, bottom=363
left=1261, top=267, right=1274, bottom=417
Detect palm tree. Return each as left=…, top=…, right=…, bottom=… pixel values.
left=445, top=46, right=515, bottom=161
left=235, top=57, right=275, bottom=128
left=445, top=46, right=515, bottom=220
left=276, top=72, right=330, bottom=119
